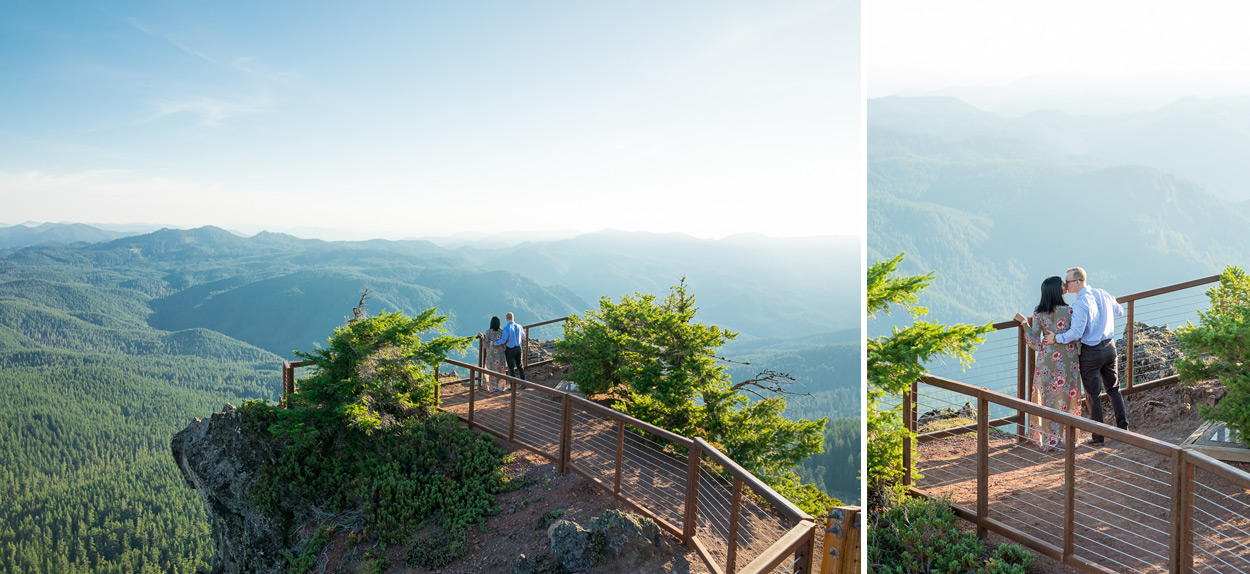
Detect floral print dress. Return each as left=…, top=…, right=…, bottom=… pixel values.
left=1023, top=307, right=1083, bottom=451
left=481, top=328, right=506, bottom=390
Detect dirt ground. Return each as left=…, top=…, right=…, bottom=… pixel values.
left=918, top=379, right=1250, bottom=574
left=311, top=445, right=712, bottom=573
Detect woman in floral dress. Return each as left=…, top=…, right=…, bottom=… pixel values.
left=477, top=316, right=507, bottom=392
left=1015, top=276, right=1083, bottom=452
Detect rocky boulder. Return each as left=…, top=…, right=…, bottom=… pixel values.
left=1117, top=321, right=1185, bottom=385
left=547, top=510, right=676, bottom=573
left=170, top=404, right=296, bottom=574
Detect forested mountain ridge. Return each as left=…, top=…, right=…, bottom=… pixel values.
left=871, top=94, right=1250, bottom=202
left=869, top=97, right=1250, bottom=329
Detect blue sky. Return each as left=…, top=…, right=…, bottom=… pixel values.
left=0, top=0, right=861, bottom=240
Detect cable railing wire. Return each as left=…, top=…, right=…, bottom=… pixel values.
left=1190, top=515, right=1250, bottom=561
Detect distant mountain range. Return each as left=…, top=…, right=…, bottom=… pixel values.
left=0, top=221, right=131, bottom=249
left=2, top=223, right=859, bottom=347
left=872, top=95, right=1250, bottom=201
left=869, top=95, right=1250, bottom=330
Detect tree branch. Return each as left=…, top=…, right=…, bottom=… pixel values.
left=730, top=370, right=809, bottom=399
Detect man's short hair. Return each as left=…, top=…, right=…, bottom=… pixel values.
left=505, top=312, right=514, bottom=321
left=1066, top=267, right=1087, bottom=283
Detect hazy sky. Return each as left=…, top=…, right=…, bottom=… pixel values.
left=0, top=0, right=861, bottom=240
left=868, top=1, right=1250, bottom=110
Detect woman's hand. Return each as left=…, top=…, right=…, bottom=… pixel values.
left=1014, top=312, right=1027, bottom=325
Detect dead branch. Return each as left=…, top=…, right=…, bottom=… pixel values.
left=730, top=370, right=810, bottom=400
left=349, top=289, right=370, bottom=324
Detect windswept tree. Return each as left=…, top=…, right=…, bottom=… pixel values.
left=554, top=279, right=832, bottom=513
left=291, top=305, right=472, bottom=433
left=1177, top=265, right=1250, bottom=447
left=867, top=254, right=990, bottom=507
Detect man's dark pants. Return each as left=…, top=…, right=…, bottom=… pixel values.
left=1080, top=339, right=1128, bottom=442
left=505, top=345, right=525, bottom=381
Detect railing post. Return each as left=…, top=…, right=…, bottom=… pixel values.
left=824, top=507, right=860, bottom=574
left=905, top=380, right=915, bottom=487
left=508, top=380, right=517, bottom=441
left=558, top=393, right=572, bottom=474
left=1017, top=325, right=1027, bottom=442
left=281, top=360, right=291, bottom=409
left=1063, top=425, right=1076, bottom=561
left=903, top=380, right=913, bottom=487
left=726, top=476, right=743, bottom=573
left=794, top=524, right=814, bottom=574
left=1126, top=300, right=1136, bottom=390
left=682, top=441, right=703, bottom=549
left=468, top=367, right=476, bottom=427
left=976, top=392, right=988, bottom=538
left=523, top=326, right=530, bottom=368
left=1169, top=448, right=1194, bottom=574
left=614, top=419, right=625, bottom=494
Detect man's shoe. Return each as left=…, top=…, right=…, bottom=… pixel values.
left=1083, top=437, right=1105, bottom=446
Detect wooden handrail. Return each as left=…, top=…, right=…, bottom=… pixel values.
left=696, top=437, right=813, bottom=523
left=522, top=316, right=570, bottom=329
left=921, top=374, right=1179, bottom=455
left=738, top=521, right=816, bottom=574
left=1115, top=274, right=1219, bottom=303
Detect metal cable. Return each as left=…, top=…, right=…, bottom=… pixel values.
left=1190, top=507, right=1250, bottom=556
left=1193, top=480, right=1250, bottom=513
left=1190, top=532, right=1250, bottom=572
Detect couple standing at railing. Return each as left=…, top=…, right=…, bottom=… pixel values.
left=1012, top=267, right=1129, bottom=451
left=475, top=312, right=526, bottom=392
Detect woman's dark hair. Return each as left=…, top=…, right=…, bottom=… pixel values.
left=1035, top=276, right=1067, bottom=314
left=490, top=316, right=501, bottom=331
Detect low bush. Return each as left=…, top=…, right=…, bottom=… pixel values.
left=869, top=495, right=1035, bottom=574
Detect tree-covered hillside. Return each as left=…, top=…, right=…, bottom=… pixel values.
left=0, top=260, right=278, bottom=573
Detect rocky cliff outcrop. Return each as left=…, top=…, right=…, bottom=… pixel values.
left=1117, top=321, right=1185, bottom=385
left=170, top=404, right=296, bottom=574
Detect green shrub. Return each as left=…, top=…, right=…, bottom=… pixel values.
left=989, top=543, right=1035, bottom=570
left=283, top=526, right=335, bottom=574
left=536, top=508, right=565, bottom=530
left=404, top=526, right=468, bottom=569
left=869, top=495, right=1036, bottom=574
left=1177, top=266, right=1250, bottom=447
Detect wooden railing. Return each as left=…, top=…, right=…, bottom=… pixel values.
left=914, top=274, right=1220, bottom=453
left=439, top=358, right=823, bottom=574
left=908, top=374, right=1250, bottom=574
left=280, top=316, right=839, bottom=573
left=905, top=275, right=1250, bottom=574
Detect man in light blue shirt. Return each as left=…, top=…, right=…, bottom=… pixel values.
left=1043, top=267, right=1127, bottom=444
left=494, top=311, right=526, bottom=380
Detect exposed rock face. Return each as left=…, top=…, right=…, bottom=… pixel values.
left=547, top=509, right=677, bottom=574
left=170, top=404, right=293, bottom=574
left=1117, top=321, right=1185, bottom=385
left=918, top=402, right=975, bottom=426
